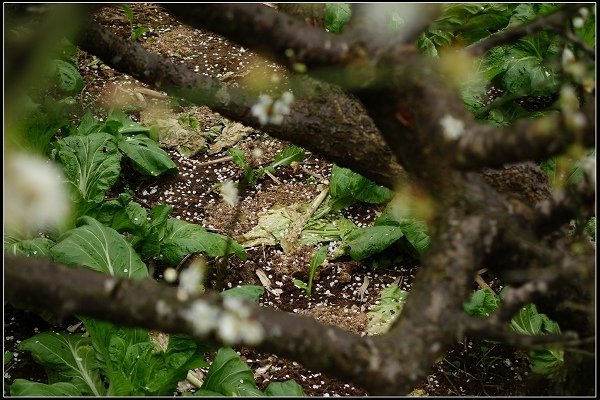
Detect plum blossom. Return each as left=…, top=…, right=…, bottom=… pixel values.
left=251, top=91, right=294, bottom=125
left=439, top=114, right=465, bottom=140
left=4, top=152, right=70, bottom=235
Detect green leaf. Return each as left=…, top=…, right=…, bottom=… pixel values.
left=264, top=380, right=305, bottom=396
left=344, top=225, right=404, bottom=260
left=199, top=348, right=262, bottom=396
left=131, top=25, right=148, bottom=41
left=121, top=3, right=134, bottom=22
left=584, top=217, right=595, bottom=241
left=510, top=303, right=544, bottom=335
left=77, top=111, right=104, bottom=136
left=374, top=202, right=432, bottom=255
left=268, top=145, right=305, bottom=170
left=4, top=351, right=14, bottom=365
left=51, top=216, right=148, bottom=278
left=49, top=59, right=83, bottom=93
left=4, top=235, right=54, bottom=257
left=528, top=348, right=564, bottom=377
left=324, top=3, right=351, bottom=33
left=221, top=285, right=265, bottom=302
left=118, top=134, right=178, bottom=177
left=305, top=245, right=328, bottom=297
left=293, top=279, right=308, bottom=293
left=366, top=281, right=409, bottom=335
left=18, top=332, right=105, bottom=396
left=10, top=380, right=82, bottom=396
left=90, top=193, right=149, bottom=235
left=161, top=218, right=246, bottom=265
left=229, top=148, right=257, bottom=186
left=137, top=204, right=173, bottom=258
left=56, top=132, right=122, bottom=203
left=144, top=334, right=210, bottom=395
left=81, top=318, right=136, bottom=395
left=329, top=165, right=393, bottom=210
left=463, top=289, right=501, bottom=318
left=106, top=109, right=151, bottom=136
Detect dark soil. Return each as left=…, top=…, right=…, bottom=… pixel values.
left=4, top=3, right=553, bottom=397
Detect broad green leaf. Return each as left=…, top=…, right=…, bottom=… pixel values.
left=161, top=218, right=246, bottom=265
left=324, top=3, right=351, bottom=33
left=463, top=289, right=501, bottom=318
left=366, top=281, right=409, bottom=335
left=144, top=335, right=209, bottom=395
left=268, top=145, right=305, bottom=170
left=329, top=165, right=393, bottom=210
left=4, top=235, right=54, bottom=257
left=138, top=204, right=173, bottom=258
left=528, top=348, right=564, bottom=377
left=10, top=380, right=82, bottom=396
left=56, top=132, right=121, bottom=203
left=118, top=134, right=178, bottom=177
left=18, top=332, right=105, bottom=396
left=51, top=216, right=148, bottom=278
left=264, top=380, right=305, bottom=396
left=221, top=285, right=265, bottom=302
left=106, top=109, right=151, bottom=136
left=199, top=348, right=262, bottom=396
left=82, top=318, right=149, bottom=395
left=50, top=59, right=83, bottom=93
left=4, top=351, right=14, bottom=365
left=344, top=225, right=404, bottom=261
left=510, top=303, right=543, bottom=335
left=77, top=111, right=104, bottom=136
left=92, top=193, right=150, bottom=235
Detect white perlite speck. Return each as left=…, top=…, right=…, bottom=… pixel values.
left=440, top=114, right=465, bottom=140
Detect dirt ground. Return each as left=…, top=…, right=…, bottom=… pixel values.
left=4, top=4, right=552, bottom=396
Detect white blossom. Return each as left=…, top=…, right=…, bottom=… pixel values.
left=220, top=180, right=239, bottom=206
left=439, top=114, right=465, bottom=140
left=178, top=263, right=205, bottom=296
left=572, top=17, right=584, bottom=29
left=4, top=152, right=70, bottom=235
left=181, top=300, right=219, bottom=335
left=251, top=91, right=294, bottom=126
left=163, top=267, right=178, bottom=283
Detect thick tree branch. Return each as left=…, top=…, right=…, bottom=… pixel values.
left=448, top=112, right=595, bottom=170
left=533, top=179, right=596, bottom=236
left=162, top=4, right=361, bottom=72
left=75, top=20, right=406, bottom=188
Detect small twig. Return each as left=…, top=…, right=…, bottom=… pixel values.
left=264, top=169, right=281, bottom=184
left=474, top=273, right=492, bottom=291
left=197, top=155, right=233, bottom=167
left=549, top=26, right=596, bottom=59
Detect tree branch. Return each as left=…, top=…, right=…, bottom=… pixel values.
left=162, top=4, right=360, bottom=72
left=448, top=113, right=595, bottom=170
left=75, top=20, right=407, bottom=188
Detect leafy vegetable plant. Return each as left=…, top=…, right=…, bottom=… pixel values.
left=463, top=289, right=565, bottom=377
